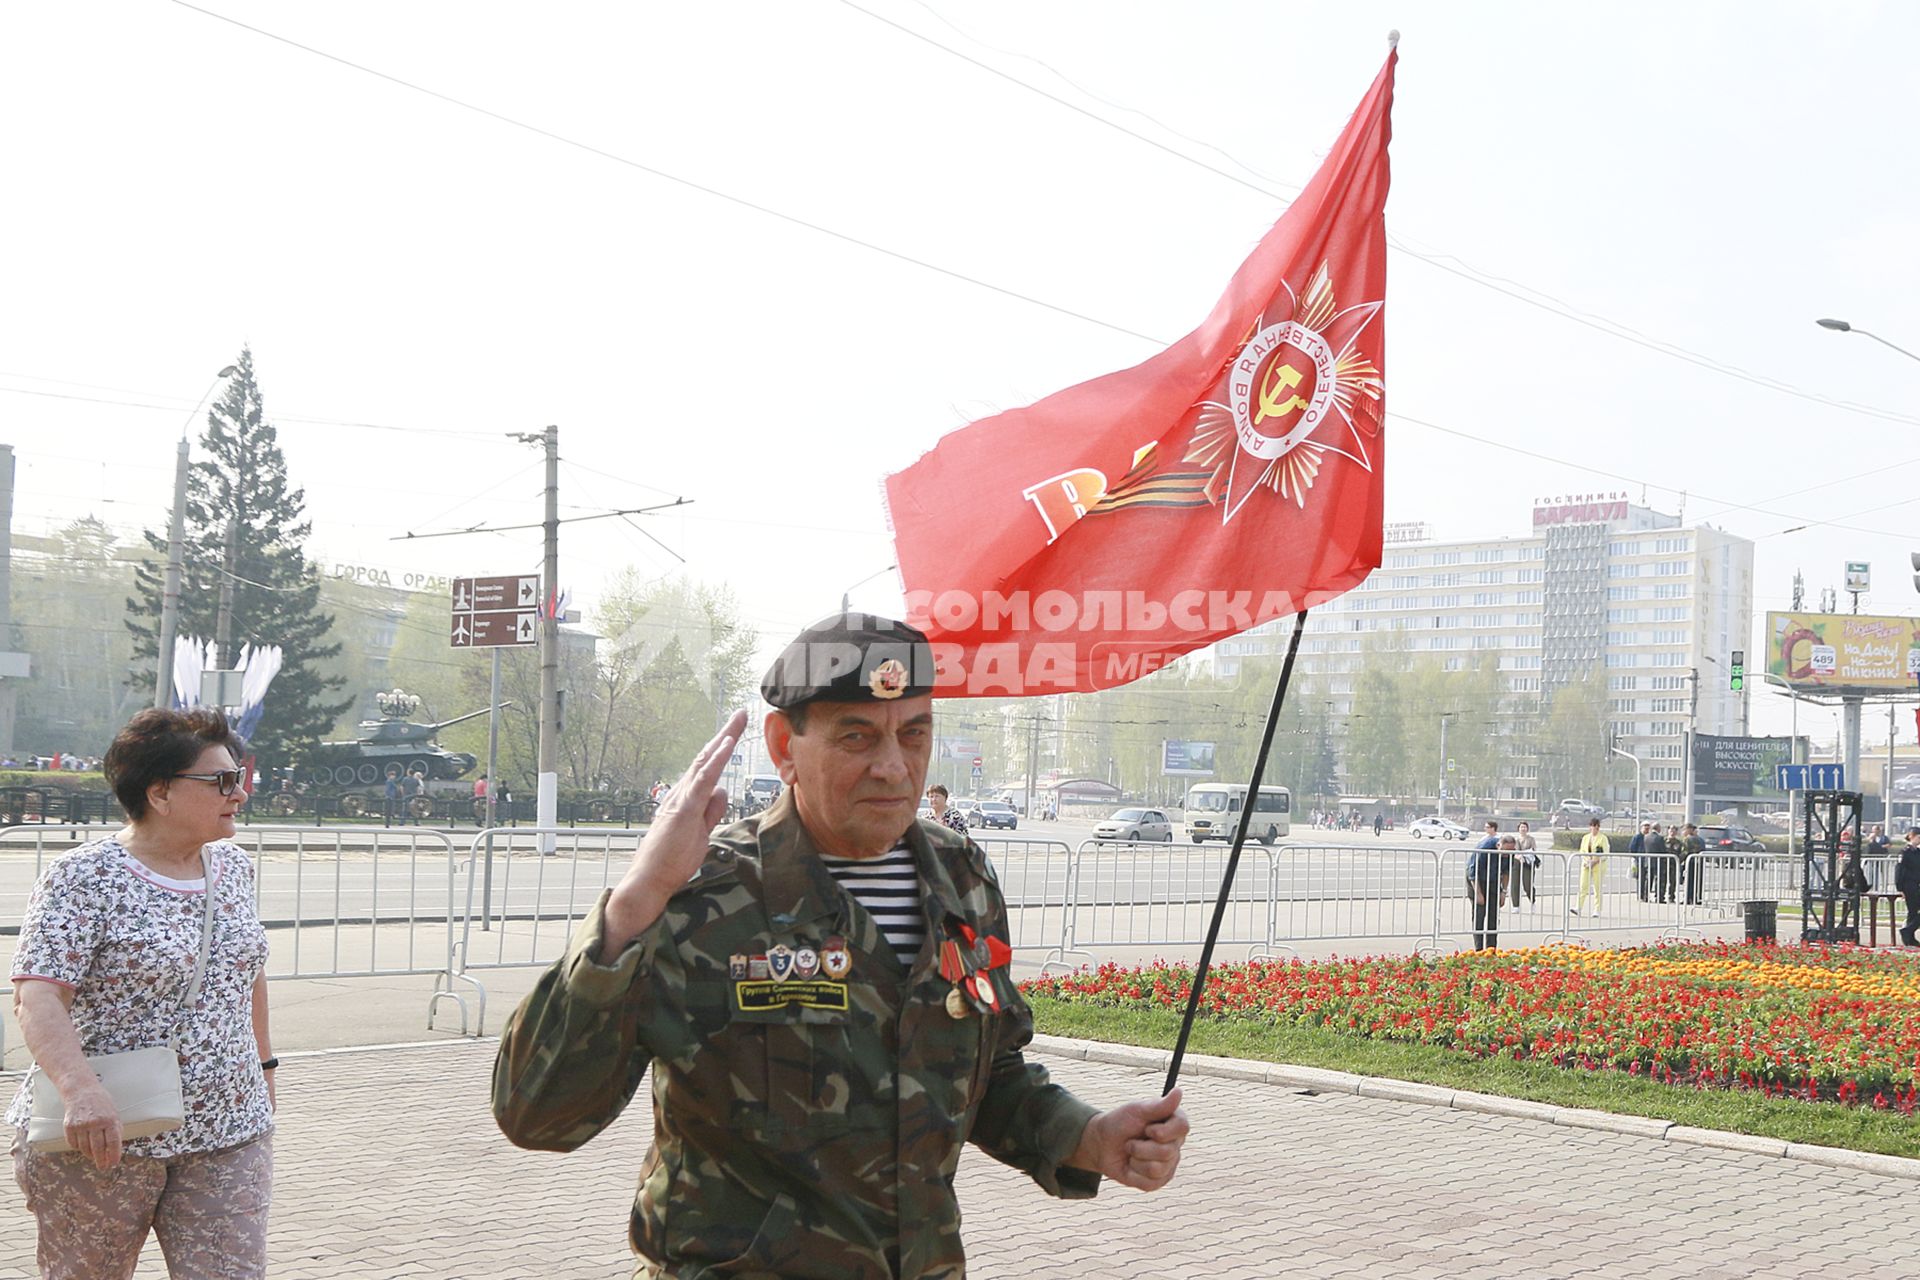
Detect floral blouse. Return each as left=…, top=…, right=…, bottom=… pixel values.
left=7, top=836, right=273, bottom=1157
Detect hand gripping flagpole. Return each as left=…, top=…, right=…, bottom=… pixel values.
left=1163, top=608, right=1310, bottom=1096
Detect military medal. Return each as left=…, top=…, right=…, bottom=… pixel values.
left=821, top=937, right=852, bottom=980
left=728, top=954, right=748, bottom=980
left=767, top=944, right=795, bottom=982
left=794, top=947, right=820, bottom=979
left=748, top=954, right=770, bottom=980
left=945, top=985, right=969, bottom=1018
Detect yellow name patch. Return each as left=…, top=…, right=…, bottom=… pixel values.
left=735, top=979, right=849, bottom=1012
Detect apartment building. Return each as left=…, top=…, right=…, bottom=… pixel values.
left=1213, top=496, right=1755, bottom=808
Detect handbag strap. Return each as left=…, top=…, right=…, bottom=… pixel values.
left=168, top=845, right=219, bottom=1053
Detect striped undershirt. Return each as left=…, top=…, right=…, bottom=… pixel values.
left=819, top=841, right=924, bottom=967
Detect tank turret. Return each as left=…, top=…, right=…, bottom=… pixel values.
left=298, top=690, right=506, bottom=789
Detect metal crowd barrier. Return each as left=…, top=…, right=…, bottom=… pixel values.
left=436, top=827, right=647, bottom=1035
left=1, top=824, right=463, bottom=1055
left=969, top=837, right=1076, bottom=966
left=1056, top=839, right=1282, bottom=969
left=1271, top=845, right=1446, bottom=950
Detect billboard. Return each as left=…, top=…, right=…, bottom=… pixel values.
left=1161, top=740, right=1217, bottom=776
left=1691, top=734, right=1801, bottom=804
left=1765, top=611, right=1920, bottom=694
left=935, top=736, right=982, bottom=761
left=1888, top=762, right=1920, bottom=804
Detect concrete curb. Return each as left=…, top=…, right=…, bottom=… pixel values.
left=1027, top=1033, right=1920, bottom=1181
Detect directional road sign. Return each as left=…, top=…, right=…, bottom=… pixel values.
left=1775, top=763, right=1845, bottom=791
left=451, top=575, right=539, bottom=648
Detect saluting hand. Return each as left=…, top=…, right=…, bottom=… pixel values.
left=1068, top=1087, right=1190, bottom=1191
left=604, top=710, right=748, bottom=954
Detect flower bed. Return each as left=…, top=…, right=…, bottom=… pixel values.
left=1021, top=942, right=1920, bottom=1111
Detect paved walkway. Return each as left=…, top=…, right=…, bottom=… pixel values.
left=1, top=1039, right=1897, bottom=1279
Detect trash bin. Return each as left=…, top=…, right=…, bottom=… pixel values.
left=1743, top=899, right=1777, bottom=943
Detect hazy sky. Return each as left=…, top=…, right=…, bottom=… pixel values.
left=4, top=2, right=1915, bottom=745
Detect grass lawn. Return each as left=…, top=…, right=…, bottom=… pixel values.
left=1026, top=944, right=1920, bottom=1160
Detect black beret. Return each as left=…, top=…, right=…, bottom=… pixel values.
left=761, top=613, right=936, bottom=710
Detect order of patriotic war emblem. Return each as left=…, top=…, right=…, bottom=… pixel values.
left=1021, top=259, right=1382, bottom=543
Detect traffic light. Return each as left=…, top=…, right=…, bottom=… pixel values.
left=1912, top=550, right=1920, bottom=592
left=1729, top=649, right=1744, bottom=692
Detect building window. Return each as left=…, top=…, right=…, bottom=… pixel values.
left=1606, top=586, right=1641, bottom=601
left=1608, top=562, right=1641, bottom=579
left=1434, top=551, right=1463, bottom=565
left=1432, top=573, right=1462, bottom=587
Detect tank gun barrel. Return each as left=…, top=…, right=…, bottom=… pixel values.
left=429, top=702, right=513, bottom=732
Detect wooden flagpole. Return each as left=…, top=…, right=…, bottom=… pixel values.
left=1163, top=608, right=1311, bottom=1095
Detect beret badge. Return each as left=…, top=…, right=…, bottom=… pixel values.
left=869, top=658, right=909, bottom=699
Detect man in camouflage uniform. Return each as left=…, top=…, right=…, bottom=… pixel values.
left=493, top=615, right=1189, bottom=1279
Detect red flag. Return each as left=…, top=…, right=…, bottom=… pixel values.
left=885, top=50, right=1395, bottom=697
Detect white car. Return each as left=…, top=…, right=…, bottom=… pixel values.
left=1408, top=816, right=1470, bottom=840
left=1093, top=807, right=1174, bottom=842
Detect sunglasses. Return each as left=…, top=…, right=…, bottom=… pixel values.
left=173, top=769, right=244, bottom=797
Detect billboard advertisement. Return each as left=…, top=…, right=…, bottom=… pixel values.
left=1690, top=734, right=1801, bottom=804
left=1766, top=611, right=1920, bottom=694
left=935, top=736, right=982, bottom=761
left=1887, top=762, right=1920, bottom=804
left=1161, top=740, right=1217, bottom=776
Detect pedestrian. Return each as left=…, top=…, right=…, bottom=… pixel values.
left=1896, top=828, right=1920, bottom=947
left=1510, top=820, right=1539, bottom=907
left=1372, top=812, right=1383, bottom=838
left=403, top=767, right=427, bottom=826
left=1867, top=823, right=1891, bottom=889
left=1629, top=821, right=1651, bottom=901
left=8, top=708, right=275, bottom=1278
left=1645, top=823, right=1675, bottom=904
left=1574, top=817, right=1608, bottom=916
left=925, top=783, right=968, bottom=836
left=1680, top=822, right=1706, bottom=906
left=492, top=614, right=1189, bottom=1277
left=473, top=772, right=490, bottom=801
left=1467, top=823, right=1511, bottom=951
left=383, top=767, right=401, bottom=825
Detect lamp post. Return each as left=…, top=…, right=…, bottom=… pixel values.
left=154, top=364, right=239, bottom=709
left=1609, top=742, right=1642, bottom=825
left=1816, top=318, right=1920, bottom=364
left=840, top=564, right=898, bottom=614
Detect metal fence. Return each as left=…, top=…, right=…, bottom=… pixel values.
left=6, top=826, right=1887, bottom=1057
left=0, top=825, right=466, bottom=1053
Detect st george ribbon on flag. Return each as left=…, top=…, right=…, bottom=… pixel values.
left=884, top=48, right=1396, bottom=697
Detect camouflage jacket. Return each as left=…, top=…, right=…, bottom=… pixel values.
left=492, top=791, right=1100, bottom=1279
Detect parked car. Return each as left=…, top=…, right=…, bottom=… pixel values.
left=1557, top=798, right=1605, bottom=818
left=1408, top=816, right=1470, bottom=840
left=972, top=800, right=1019, bottom=830
left=1696, top=824, right=1765, bottom=852
left=953, top=799, right=985, bottom=825
left=1092, top=807, right=1174, bottom=843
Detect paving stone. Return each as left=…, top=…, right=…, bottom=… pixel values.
left=5, top=1041, right=1913, bottom=1277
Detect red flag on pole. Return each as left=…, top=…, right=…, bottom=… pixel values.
left=885, top=49, right=1396, bottom=697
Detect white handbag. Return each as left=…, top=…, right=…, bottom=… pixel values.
left=26, top=852, right=218, bottom=1154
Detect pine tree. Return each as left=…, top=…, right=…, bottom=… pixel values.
left=126, top=347, right=352, bottom=771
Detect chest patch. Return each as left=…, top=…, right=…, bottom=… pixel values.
left=735, top=979, right=849, bottom=1013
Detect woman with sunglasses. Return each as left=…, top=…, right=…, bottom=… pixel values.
left=8, top=708, right=274, bottom=1278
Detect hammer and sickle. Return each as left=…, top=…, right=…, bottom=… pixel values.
left=1255, top=360, right=1311, bottom=424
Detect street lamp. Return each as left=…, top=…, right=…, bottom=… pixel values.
left=840, top=564, right=898, bottom=614
left=1815, top=318, right=1920, bottom=363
